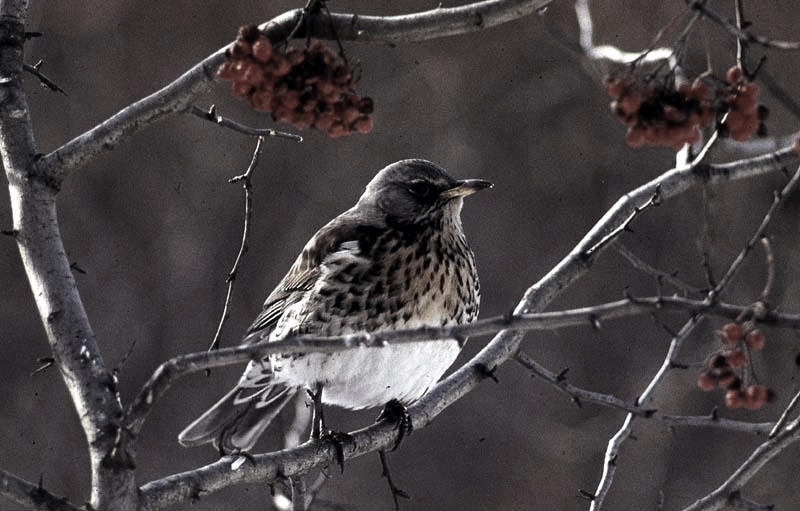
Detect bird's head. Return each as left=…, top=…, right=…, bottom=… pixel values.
left=357, top=159, right=492, bottom=227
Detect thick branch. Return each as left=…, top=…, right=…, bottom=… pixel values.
left=139, top=420, right=400, bottom=511
left=264, top=0, right=551, bottom=43
left=35, top=0, right=550, bottom=186
left=1, top=2, right=135, bottom=509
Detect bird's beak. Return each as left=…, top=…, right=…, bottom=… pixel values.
left=440, top=179, right=494, bottom=199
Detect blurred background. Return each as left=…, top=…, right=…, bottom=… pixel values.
left=2, top=1, right=800, bottom=509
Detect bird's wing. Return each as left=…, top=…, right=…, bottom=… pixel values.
left=245, top=212, right=379, bottom=336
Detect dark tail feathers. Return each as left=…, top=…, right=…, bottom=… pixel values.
left=178, top=384, right=296, bottom=453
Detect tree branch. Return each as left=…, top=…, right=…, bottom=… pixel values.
left=34, top=0, right=550, bottom=187
left=687, top=0, right=800, bottom=51
left=514, top=351, right=773, bottom=435
left=1, top=2, right=136, bottom=509
left=683, top=419, right=800, bottom=511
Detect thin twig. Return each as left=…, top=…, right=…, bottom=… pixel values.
left=379, top=449, right=411, bottom=511
left=758, top=237, right=775, bottom=302
left=207, top=136, right=265, bottom=353
left=769, top=387, right=800, bottom=438
left=584, top=186, right=661, bottom=257
left=589, top=315, right=704, bottom=511
left=615, top=244, right=704, bottom=294
left=711, top=164, right=800, bottom=298
left=734, top=0, right=745, bottom=71
left=687, top=0, right=800, bottom=50
left=192, top=105, right=302, bottom=142
left=682, top=419, right=800, bottom=510
left=23, top=61, right=66, bottom=94
left=515, top=350, right=772, bottom=434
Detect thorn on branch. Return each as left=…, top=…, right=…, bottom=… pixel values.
left=475, top=363, right=499, bottom=383
left=1, top=228, right=19, bottom=237
left=191, top=105, right=303, bottom=142
left=578, top=489, right=597, bottom=501
left=31, top=357, right=55, bottom=376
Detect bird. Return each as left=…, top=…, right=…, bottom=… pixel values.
left=178, top=159, right=492, bottom=452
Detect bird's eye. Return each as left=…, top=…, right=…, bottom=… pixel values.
left=407, top=180, right=437, bottom=199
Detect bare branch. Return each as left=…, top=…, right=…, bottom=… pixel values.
left=138, top=418, right=400, bottom=511
left=682, top=420, right=800, bottom=511
left=191, top=105, right=303, bottom=142
left=615, top=244, right=704, bottom=294
left=515, top=351, right=773, bottom=435
left=207, top=136, right=265, bottom=354
left=264, top=0, right=553, bottom=44
left=711, top=164, right=800, bottom=296
left=590, top=315, right=705, bottom=511
left=0, top=469, right=83, bottom=511
left=687, top=0, right=800, bottom=51
left=769, top=387, right=800, bottom=438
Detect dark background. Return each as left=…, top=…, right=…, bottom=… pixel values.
left=3, top=1, right=800, bottom=510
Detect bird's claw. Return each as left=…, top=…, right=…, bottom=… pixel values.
left=377, top=399, right=413, bottom=451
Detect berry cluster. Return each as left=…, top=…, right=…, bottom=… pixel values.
left=721, top=66, right=768, bottom=141
left=605, top=66, right=768, bottom=149
left=218, top=25, right=374, bottom=137
left=696, top=322, right=773, bottom=410
left=606, top=77, right=713, bottom=149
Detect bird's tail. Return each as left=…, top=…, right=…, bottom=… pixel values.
left=178, top=382, right=296, bottom=453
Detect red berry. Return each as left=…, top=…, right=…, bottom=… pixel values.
left=352, top=115, right=374, bottom=134
left=690, top=79, right=709, bottom=100
left=726, top=66, right=743, bottom=84
left=722, top=323, right=744, bottom=342
left=625, top=125, right=646, bottom=148
left=231, top=80, right=251, bottom=99
left=605, top=77, right=628, bottom=98
left=723, top=349, right=746, bottom=368
left=725, top=388, right=744, bottom=409
left=744, top=385, right=768, bottom=410
left=252, top=38, right=273, bottom=63
left=697, top=372, right=717, bottom=392
left=745, top=330, right=766, bottom=351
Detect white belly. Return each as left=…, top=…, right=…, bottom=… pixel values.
left=272, top=339, right=461, bottom=408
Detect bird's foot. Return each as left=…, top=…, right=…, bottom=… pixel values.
left=377, top=399, right=413, bottom=451
left=321, top=429, right=353, bottom=473
left=306, top=384, right=329, bottom=441
left=306, top=384, right=352, bottom=471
